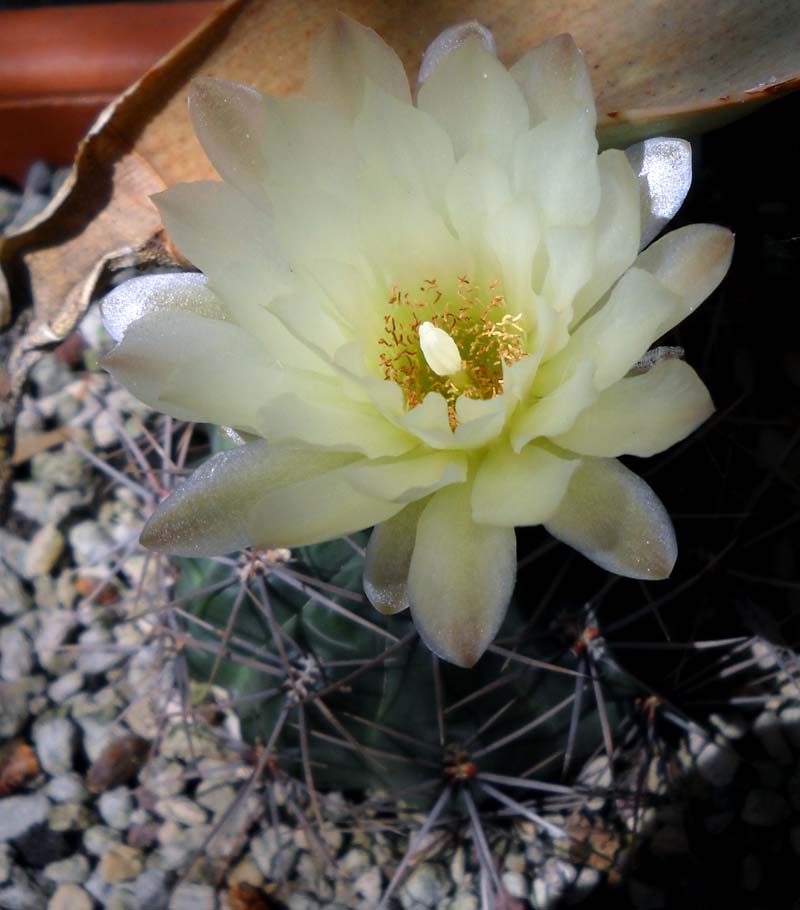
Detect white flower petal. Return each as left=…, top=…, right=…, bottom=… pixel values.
left=502, top=350, right=542, bottom=404
left=513, top=111, right=599, bottom=226
left=355, top=81, right=454, bottom=210
left=101, top=273, right=224, bottom=343
left=571, top=149, right=641, bottom=325
left=510, top=360, right=596, bottom=452
left=445, top=152, right=512, bottom=259
left=189, top=78, right=269, bottom=201
left=395, top=392, right=508, bottom=451
left=542, top=223, right=594, bottom=314
left=510, top=33, right=595, bottom=126
left=635, top=224, right=734, bottom=334
left=553, top=359, right=714, bottom=457
left=417, top=20, right=496, bottom=92
left=417, top=36, right=529, bottom=169
left=625, top=138, right=692, bottom=250
left=363, top=501, right=427, bottom=615
left=260, top=95, right=360, bottom=199
left=537, top=267, right=679, bottom=394
left=346, top=450, right=467, bottom=502
left=155, top=183, right=331, bottom=373
left=306, top=13, right=410, bottom=119
left=355, top=176, right=468, bottom=285
left=408, top=484, right=516, bottom=667
left=155, top=182, right=289, bottom=296
left=484, top=198, right=540, bottom=309
left=142, top=441, right=400, bottom=556
left=102, top=308, right=273, bottom=431
left=268, top=290, right=353, bottom=359
left=544, top=458, right=677, bottom=579
left=267, top=184, right=363, bottom=273
left=471, top=439, right=580, bottom=526
left=257, top=387, right=416, bottom=458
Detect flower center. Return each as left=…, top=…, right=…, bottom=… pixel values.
left=378, top=276, right=527, bottom=430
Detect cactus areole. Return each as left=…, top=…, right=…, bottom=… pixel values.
left=101, top=16, right=733, bottom=667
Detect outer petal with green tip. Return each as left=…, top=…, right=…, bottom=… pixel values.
left=544, top=458, right=677, bottom=579
left=363, top=500, right=427, bottom=615
left=141, top=441, right=401, bottom=557
left=408, top=484, right=517, bottom=667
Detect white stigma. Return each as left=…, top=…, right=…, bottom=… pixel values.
left=418, top=321, right=463, bottom=377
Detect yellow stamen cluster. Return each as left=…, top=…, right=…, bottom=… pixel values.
left=378, top=276, right=527, bottom=430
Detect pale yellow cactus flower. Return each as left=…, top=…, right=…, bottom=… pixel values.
left=101, top=16, right=733, bottom=667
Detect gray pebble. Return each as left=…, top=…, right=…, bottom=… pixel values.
left=0, top=529, right=28, bottom=576
left=168, top=882, right=216, bottom=910
left=0, top=564, right=29, bottom=617
left=353, top=867, right=381, bottom=904
left=31, top=448, right=90, bottom=492
left=13, top=483, right=84, bottom=527
left=33, top=716, right=76, bottom=775
left=45, top=774, right=88, bottom=804
left=82, top=870, right=117, bottom=907
left=531, top=859, right=576, bottom=910
left=22, top=524, right=65, bottom=579
left=77, top=627, right=120, bottom=675
left=502, top=871, right=527, bottom=899
left=82, top=825, right=122, bottom=857
left=194, top=782, right=236, bottom=816
left=91, top=410, right=119, bottom=449
left=68, top=521, right=116, bottom=567
left=0, top=868, right=47, bottom=910
left=400, top=863, right=451, bottom=907
left=742, top=789, right=790, bottom=827
left=252, top=825, right=297, bottom=880
left=0, top=681, right=29, bottom=738
left=48, top=671, right=84, bottom=704
left=0, top=794, right=50, bottom=843
left=155, top=796, right=208, bottom=827
left=99, top=788, right=134, bottom=830
left=133, top=868, right=172, bottom=910
left=43, top=854, right=90, bottom=885
left=0, top=623, right=34, bottom=681
left=696, top=740, right=740, bottom=787
left=708, top=711, right=748, bottom=740
left=34, top=610, right=78, bottom=675
left=338, top=847, right=371, bottom=880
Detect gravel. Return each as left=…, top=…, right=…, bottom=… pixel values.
left=0, top=795, right=50, bottom=842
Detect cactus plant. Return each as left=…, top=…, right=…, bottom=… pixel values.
left=63, top=13, right=800, bottom=910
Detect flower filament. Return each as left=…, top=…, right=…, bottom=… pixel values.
left=378, top=276, right=527, bottom=430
